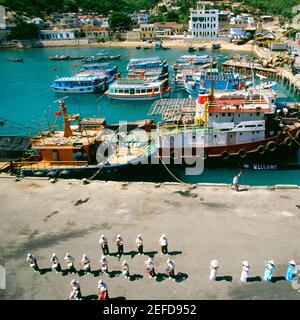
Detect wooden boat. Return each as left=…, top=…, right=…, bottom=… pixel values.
left=143, top=46, right=151, bottom=50
left=10, top=56, right=23, bottom=62
left=198, top=46, right=206, bottom=51
left=83, top=55, right=121, bottom=62
left=162, top=46, right=170, bottom=50
left=188, top=47, right=196, bottom=52
left=48, top=55, right=70, bottom=61
left=212, top=43, right=221, bottom=49
left=136, top=46, right=141, bottom=49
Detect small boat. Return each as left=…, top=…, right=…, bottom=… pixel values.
left=9, top=56, right=23, bottom=62
left=188, top=47, right=196, bottom=52
left=212, top=43, right=221, bottom=49
left=143, top=46, right=151, bottom=50
left=69, top=56, right=85, bottom=60
left=215, top=55, right=229, bottom=61
left=48, top=55, right=70, bottom=61
left=198, top=46, right=206, bottom=51
left=162, top=46, right=170, bottom=50
left=155, top=43, right=162, bottom=49
left=83, top=55, right=121, bottom=62
left=136, top=46, right=141, bottom=50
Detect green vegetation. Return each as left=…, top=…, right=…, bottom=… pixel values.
left=109, top=12, right=132, bottom=32
left=9, top=22, right=39, bottom=39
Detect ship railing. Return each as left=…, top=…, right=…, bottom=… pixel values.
left=13, top=160, right=89, bottom=171
left=157, top=124, right=215, bottom=134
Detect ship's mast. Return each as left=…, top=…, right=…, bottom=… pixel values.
left=60, top=101, right=73, bottom=137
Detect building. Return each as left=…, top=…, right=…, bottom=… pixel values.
left=189, top=7, right=219, bottom=38
left=39, top=28, right=80, bottom=40
left=129, top=11, right=148, bottom=26
left=126, top=30, right=141, bottom=41
left=140, top=24, right=156, bottom=40
left=81, top=26, right=110, bottom=40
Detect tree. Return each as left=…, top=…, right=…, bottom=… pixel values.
left=109, top=12, right=133, bottom=32
left=9, top=22, right=39, bottom=40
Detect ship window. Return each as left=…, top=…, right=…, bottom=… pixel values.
left=250, top=113, right=252, bottom=116
left=257, top=131, right=260, bottom=133
left=119, top=89, right=124, bottom=93
left=222, top=113, right=225, bottom=117
left=238, top=114, right=240, bottom=117
left=240, top=133, right=243, bottom=135
left=209, top=113, right=212, bottom=116
left=256, top=112, right=260, bottom=116
left=228, top=113, right=231, bottom=116
left=214, top=135, right=217, bottom=138
left=147, top=89, right=152, bottom=93
left=130, top=89, right=134, bottom=94
left=136, top=89, right=140, bottom=94
left=215, top=114, right=218, bottom=118
left=124, top=89, right=130, bottom=94
left=141, top=89, right=146, bottom=93
left=252, top=131, right=255, bottom=134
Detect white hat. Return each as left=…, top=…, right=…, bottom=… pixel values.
left=27, top=253, right=32, bottom=257
left=268, top=260, right=275, bottom=265
left=83, top=253, right=87, bottom=258
left=210, top=259, right=219, bottom=268
left=122, top=260, right=127, bottom=264
left=117, top=234, right=121, bottom=238
left=167, top=258, right=171, bottom=263
left=101, top=254, right=106, bottom=258
left=71, top=279, right=76, bottom=284
left=162, top=234, right=166, bottom=237
left=98, top=279, right=103, bottom=284
left=137, top=234, right=142, bottom=238
left=52, top=253, right=56, bottom=257
left=101, top=234, right=104, bottom=238
left=289, top=260, right=296, bottom=265
left=66, top=252, right=70, bottom=256
left=242, top=260, right=249, bottom=267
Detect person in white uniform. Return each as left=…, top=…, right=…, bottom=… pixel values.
left=50, top=253, right=62, bottom=273
left=166, top=258, right=176, bottom=281
left=240, top=260, right=250, bottom=282
left=145, top=258, right=157, bottom=279
left=122, top=260, right=130, bottom=279
left=116, top=234, right=124, bottom=258
left=99, top=234, right=109, bottom=255
left=136, top=234, right=144, bottom=255
left=99, top=255, right=109, bottom=275
left=159, top=234, right=168, bottom=255
left=26, top=253, right=39, bottom=273
left=81, top=253, right=91, bottom=274
left=64, top=252, right=76, bottom=274
left=209, top=260, right=219, bottom=280
left=69, top=279, right=82, bottom=300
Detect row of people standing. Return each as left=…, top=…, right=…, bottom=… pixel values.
left=99, top=234, right=169, bottom=257
left=209, top=259, right=298, bottom=282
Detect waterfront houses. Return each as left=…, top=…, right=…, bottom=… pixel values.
left=189, top=7, right=219, bottom=39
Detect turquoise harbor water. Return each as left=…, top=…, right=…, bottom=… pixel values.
left=0, top=46, right=299, bottom=185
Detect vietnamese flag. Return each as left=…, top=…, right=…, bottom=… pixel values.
left=54, top=111, right=61, bottom=116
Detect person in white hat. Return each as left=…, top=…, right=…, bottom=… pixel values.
left=116, top=235, right=124, bottom=258
left=64, top=252, right=76, bottom=274
left=159, top=234, right=168, bottom=255
left=50, top=253, right=62, bottom=273
left=240, top=260, right=250, bottom=282
left=209, top=260, right=219, bottom=281
left=232, top=172, right=242, bottom=191
left=26, top=253, right=39, bottom=273
left=263, top=260, right=275, bottom=282
left=285, top=260, right=297, bottom=281
left=81, top=253, right=91, bottom=274
left=69, top=279, right=82, bottom=300
left=166, top=258, right=176, bottom=281
left=121, top=260, right=130, bottom=279
left=99, top=234, right=109, bottom=255
left=98, top=279, right=109, bottom=300
left=99, top=255, right=109, bottom=275
left=136, top=234, right=144, bottom=255
left=145, top=258, right=157, bottom=279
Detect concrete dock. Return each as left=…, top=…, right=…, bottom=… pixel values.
left=0, top=178, right=300, bottom=300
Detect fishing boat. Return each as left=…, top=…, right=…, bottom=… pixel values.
left=143, top=46, right=151, bottom=50
left=82, top=62, right=118, bottom=77
left=148, top=94, right=300, bottom=166
left=162, top=46, right=171, bottom=50
left=172, top=63, right=213, bottom=85
left=48, top=55, right=70, bottom=61
left=9, top=56, right=23, bottom=62
left=155, top=42, right=162, bottom=49
left=183, top=69, right=243, bottom=96
left=52, top=72, right=111, bottom=93
left=106, top=79, right=171, bottom=101
left=173, top=55, right=214, bottom=71
left=136, top=46, right=142, bottom=49
left=83, top=54, right=121, bottom=62
left=212, top=43, right=221, bottom=49
left=198, top=46, right=206, bottom=51
left=69, top=56, right=85, bottom=60
left=215, top=54, right=229, bottom=62
left=127, top=57, right=168, bottom=73
left=188, top=47, right=196, bottom=52
left=11, top=101, right=156, bottom=178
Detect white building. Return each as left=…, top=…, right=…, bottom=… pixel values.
left=129, top=11, right=148, bottom=25
left=189, top=7, right=219, bottom=38
left=39, top=28, right=79, bottom=40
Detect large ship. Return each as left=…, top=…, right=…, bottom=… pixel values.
left=148, top=92, right=300, bottom=166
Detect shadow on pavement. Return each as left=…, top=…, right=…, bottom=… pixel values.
left=39, top=267, right=52, bottom=275
left=216, top=275, right=233, bottom=282
left=175, top=272, right=188, bottom=283
left=247, top=276, right=262, bottom=282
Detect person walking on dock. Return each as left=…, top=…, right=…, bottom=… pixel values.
left=64, top=253, right=76, bottom=274
left=285, top=260, right=297, bottom=281
left=81, top=253, right=91, bottom=274
left=99, top=255, right=108, bottom=275
left=69, top=279, right=82, bottom=300
left=99, top=234, right=109, bottom=255
left=26, top=253, right=39, bottom=273
left=116, top=234, right=124, bottom=258
left=50, top=253, right=62, bottom=274
left=263, top=260, right=275, bottom=282
left=166, top=258, right=176, bottom=281
left=136, top=234, right=144, bottom=255
left=98, top=279, right=109, bottom=300
left=232, top=171, right=242, bottom=191
left=145, top=258, right=157, bottom=279
left=209, top=260, right=219, bottom=281
left=122, top=260, right=130, bottom=279
left=159, top=234, right=168, bottom=255
left=240, top=260, right=250, bottom=282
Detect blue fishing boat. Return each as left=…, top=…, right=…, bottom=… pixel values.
left=127, top=57, right=168, bottom=72
left=173, top=55, right=213, bottom=71
left=184, top=69, right=242, bottom=96
left=82, top=62, right=118, bottom=77
left=212, top=43, right=221, bottom=49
